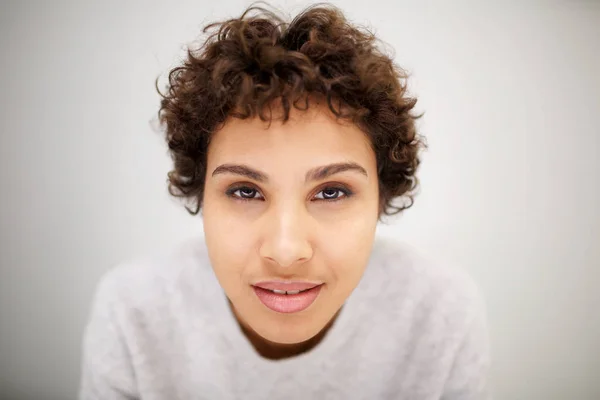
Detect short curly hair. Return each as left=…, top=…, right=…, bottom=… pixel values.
left=157, top=2, right=425, bottom=219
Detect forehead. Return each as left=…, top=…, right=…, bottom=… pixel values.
left=207, top=105, right=375, bottom=168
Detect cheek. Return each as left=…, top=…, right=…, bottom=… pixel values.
left=202, top=196, right=257, bottom=277
left=317, top=207, right=378, bottom=283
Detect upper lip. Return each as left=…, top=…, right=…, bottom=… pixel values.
left=253, top=281, right=323, bottom=291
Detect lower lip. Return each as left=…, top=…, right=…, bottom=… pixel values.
left=252, top=285, right=323, bottom=314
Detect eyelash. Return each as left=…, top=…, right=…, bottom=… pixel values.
left=225, top=184, right=354, bottom=203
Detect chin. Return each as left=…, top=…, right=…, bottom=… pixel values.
left=249, top=309, right=330, bottom=345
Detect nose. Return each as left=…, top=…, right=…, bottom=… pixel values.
left=259, top=202, right=313, bottom=269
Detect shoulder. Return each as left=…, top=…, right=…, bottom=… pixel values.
left=91, top=236, right=217, bottom=312
left=365, top=236, right=486, bottom=330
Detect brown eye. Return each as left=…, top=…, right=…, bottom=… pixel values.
left=226, top=186, right=264, bottom=201
left=313, top=186, right=352, bottom=201
left=238, top=188, right=257, bottom=198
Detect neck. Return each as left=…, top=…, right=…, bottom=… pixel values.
left=230, top=301, right=340, bottom=360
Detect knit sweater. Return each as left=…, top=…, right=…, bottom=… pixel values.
left=79, top=235, right=491, bottom=399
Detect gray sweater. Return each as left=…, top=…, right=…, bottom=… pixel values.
left=79, top=236, right=491, bottom=399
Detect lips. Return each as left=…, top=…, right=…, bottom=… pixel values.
left=253, top=281, right=321, bottom=292
left=252, top=281, right=324, bottom=313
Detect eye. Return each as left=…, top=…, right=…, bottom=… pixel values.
left=313, top=186, right=352, bottom=202
left=226, top=184, right=353, bottom=203
left=226, top=186, right=264, bottom=201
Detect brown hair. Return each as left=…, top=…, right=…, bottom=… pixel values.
left=156, top=2, right=425, bottom=219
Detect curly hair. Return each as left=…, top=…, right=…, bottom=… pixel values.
left=156, top=2, right=425, bottom=219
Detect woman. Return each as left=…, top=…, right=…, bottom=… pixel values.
left=80, top=3, right=490, bottom=399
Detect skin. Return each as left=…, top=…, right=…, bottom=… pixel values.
left=201, top=100, right=380, bottom=358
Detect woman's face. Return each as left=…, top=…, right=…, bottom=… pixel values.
left=202, top=103, right=380, bottom=344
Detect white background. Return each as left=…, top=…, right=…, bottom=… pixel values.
left=1, top=1, right=598, bottom=399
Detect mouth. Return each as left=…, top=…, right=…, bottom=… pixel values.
left=251, top=282, right=324, bottom=314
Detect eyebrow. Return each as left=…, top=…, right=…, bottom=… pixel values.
left=211, top=162, right=368, bottom=183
